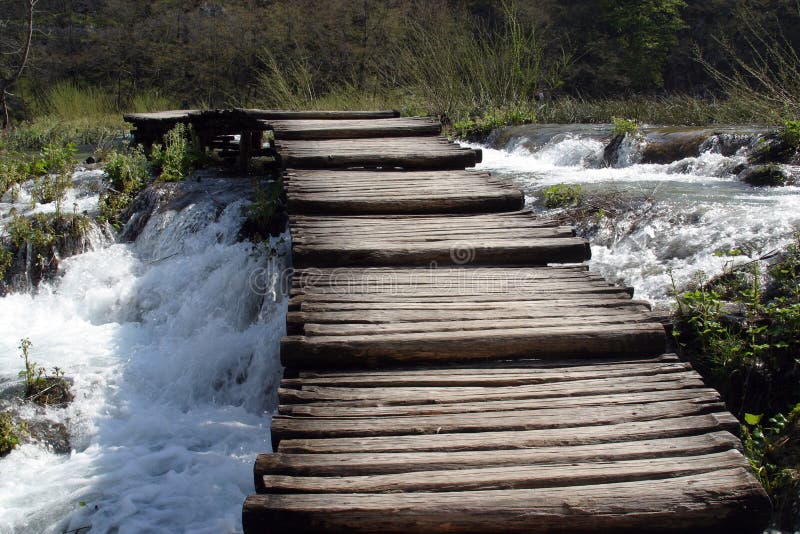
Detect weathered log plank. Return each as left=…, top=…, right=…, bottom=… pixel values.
left=256, top=431, right=741, bottom=478
left=271, top=396, right=723, bottom=440
left=279, top=372, right=703, bottom=406
left=243, top=468, right=770, bottom=534
left=280, top=323, right=666, bottom=368
left=276, top=412, right=741, bottom=454
left=279, top=386, right=713, bottom=418
left=272, top=118, right=441, bottom=140
left=262, top=450, right=747, bottom=494
left=246, top=109, right=401, bottom=120
left=277, top=137, right=482, bottom=170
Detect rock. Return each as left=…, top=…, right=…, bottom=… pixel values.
left=739, top=164, right=794, bottom=187
left=120, top=186, right=173, bottom=242
left=641, top=131, right=711, bottom=164
left=84, top=156, right=96, bottom=164
left=749, top=132, right=797, bottom=164
left=26, top=419, right=71, bottom=454
left=603, top=133, right=625, bottom=167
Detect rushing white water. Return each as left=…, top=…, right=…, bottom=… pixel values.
left=0, top=175, right=287, bottom=533
left=472, top=127, right=800, bottom=308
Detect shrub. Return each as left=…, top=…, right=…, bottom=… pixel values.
left=543, top=183, right=584, bottom=208
left=612, top=117, right=639, bottom=136
left=672, top=238, right=800, bottom=528
left=150, top=123, right=194, bottom=182
left=99, top=146, right=151, bottom=228
left=742, top=406, right=800, bottom=527
left=450, top=107, right=536, bottom=141
left=0, top=412, right=26, bottom=456
left=782, top=120, right=800, bottom=147
left=240, top=179, right=287, bottom=243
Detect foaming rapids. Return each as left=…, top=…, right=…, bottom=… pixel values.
left=0, top=178, right=287, bottom=533
left=471, top=125, right=800, bottom=308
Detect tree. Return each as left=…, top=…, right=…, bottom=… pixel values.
left=600, top=0, right=687, bottom=90
left=0, top=0, right=38, bottom=128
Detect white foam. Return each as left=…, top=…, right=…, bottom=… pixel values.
left=0, top=193, right=287, bottom=532
left=467, top=133, right=800, bottom=308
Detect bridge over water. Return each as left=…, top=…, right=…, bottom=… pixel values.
left=127, top=110, right=770, bottom=533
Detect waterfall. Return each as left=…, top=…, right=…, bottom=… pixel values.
left=0, top=173, right=287, bottom=533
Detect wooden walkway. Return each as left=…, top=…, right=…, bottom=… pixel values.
left=242, top=112, right=770, bottom=532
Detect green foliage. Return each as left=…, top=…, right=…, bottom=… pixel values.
left=450, top=108, right=536, bottom=141
left=130, top=90, right=175, bottom=114
left=673, top=239, right=800, bottom=527
left=599, top=0, right=687, bottom=89
left=782, top=120, right=800, bottom=147
left=18, top=338, right=36, bottom=391
left=150, top=124, right=194, bottom=182
left=8, top=214, right=57, bottom=251
left=31, top=82, right=117, bottom=121
left=4, top=211, right=91, bottom=288
left=0, top=115, right=127, bottom=152
left=612, top=117, right=639, bottom=136
left=392, top=2, right=570, bottom=118
left=0, top=412, right=26, bottom=456
left=742, top=405, right=800, bottom=524
left=696, top=7, right=800, bottom=125
left=0, top=248, right=12, bottom=280
left=17, top=338, right=71, bottom=406
left=0, top=150, right=27, bottom=197
left=99, top=146, right=151, bottom=228
left=243, top=180, right=285, bottom=243
left=543, top=183, right=584, bottom=208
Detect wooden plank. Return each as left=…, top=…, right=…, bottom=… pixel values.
left=243, top=468, right=770, bottom=534
left=288, top=192, right=524, bottom=215
left=292, top=238, right=590, bottom=268
left=276, top=412, right=741, bottom=454
left=279, top=372, right=703, bottom=406
left=270, top=396, right=723, bottom=440
left=247, top=109, right=401, bottom=120
left=256, top=432, right=742, bottom=478
left=272, top=118, right=441, bottom=140
left=287, top=306, right=652, bottom=330
left=278, top=137, right=481, bottom=170
left=289, top=355, right=685, bottom=382
left=280, top=323, right=666, bottom=368
left=262, top=450, right=747, bottom=494
left=279, top=387, right=712, bottom=417
left=296, top=298, right=649, bottom=313
left=298, top=313, right=660, bottom=337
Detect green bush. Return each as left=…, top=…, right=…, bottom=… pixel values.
left=742, top=406, right=800, bottom=526
left=612, top=117, right=639, bottom=136
left=782, top=120, right=800, bottom=147
left=150, top=123, right=194, bottom=182
left=673, top=239, right=800, bottom=527
left=99, top=146, right=151, bottom=228
left=450, top=108, right=536, bottom=141
left=0, top=412, right=26, bottom=456
left=543, top=183, right=584, bottom=208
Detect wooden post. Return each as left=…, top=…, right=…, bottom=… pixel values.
left=239, top=130, right=253, bottom=172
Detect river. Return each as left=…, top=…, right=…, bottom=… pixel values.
left=470, top=124, right=800, bottom=308
left=1, top=123, right=799, bottom=532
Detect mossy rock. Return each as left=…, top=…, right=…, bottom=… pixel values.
left=739, top=165, right=794, bottom=187
left=749, top=133, right=797, bottom=165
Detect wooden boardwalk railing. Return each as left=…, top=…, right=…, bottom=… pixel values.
left=241, top=112, right=770, bottom=533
